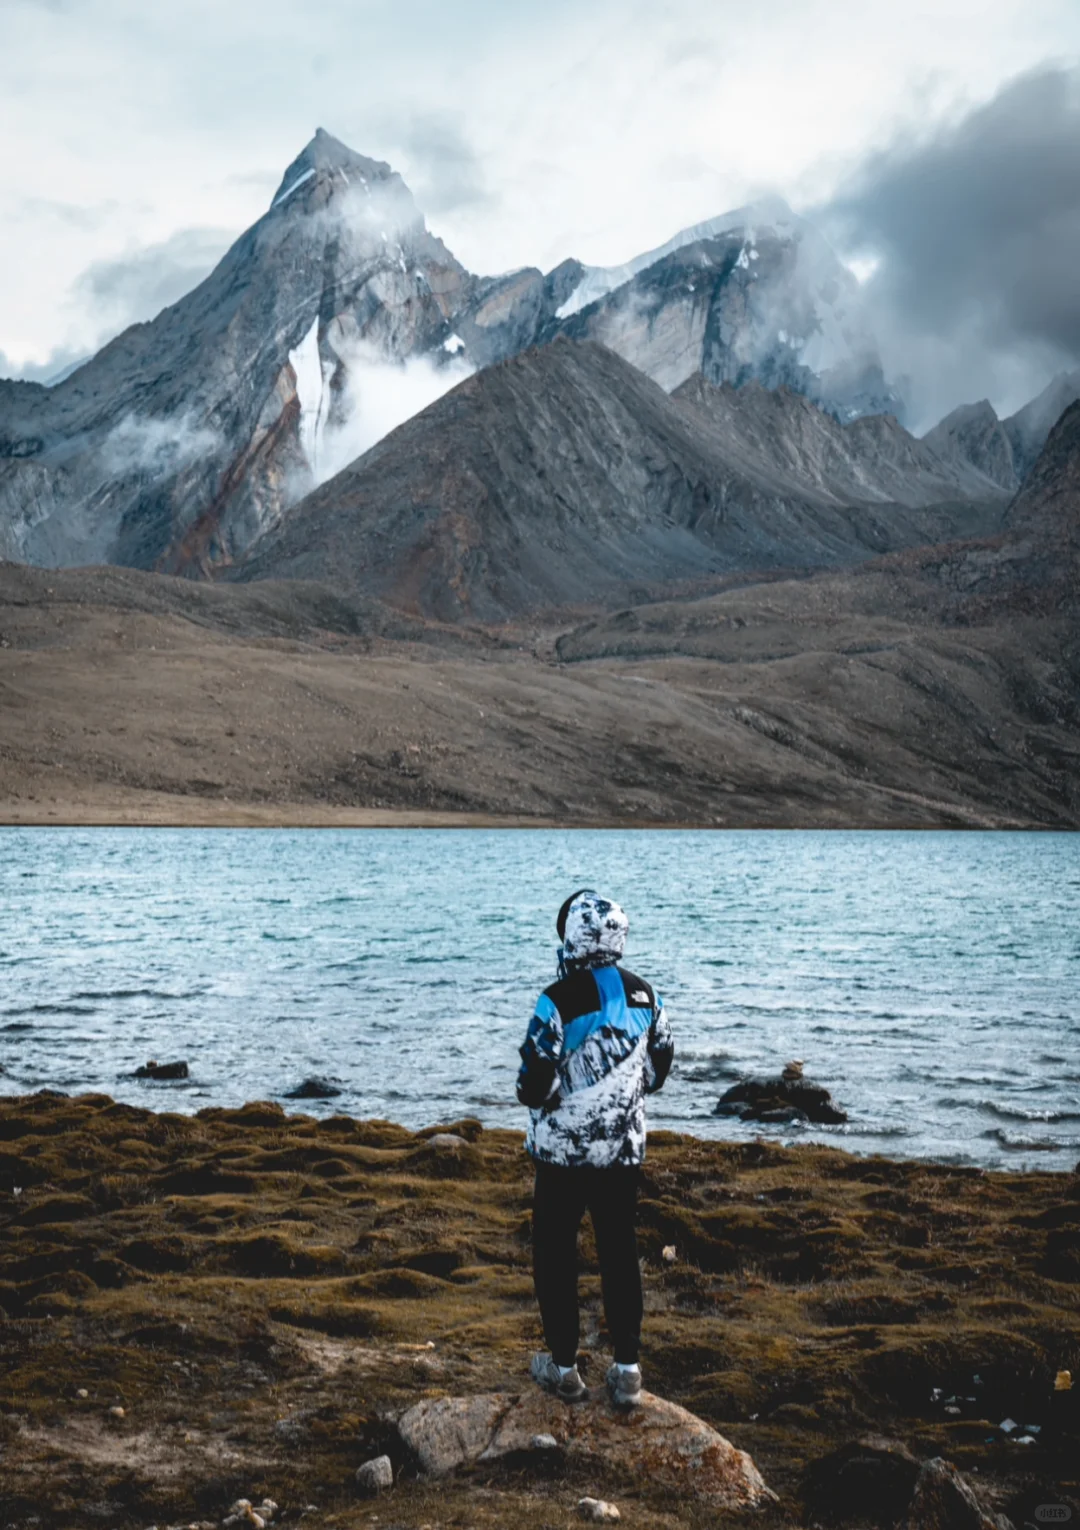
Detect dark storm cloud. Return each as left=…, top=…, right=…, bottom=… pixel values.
left=821, top=65, right=1080, bottom=421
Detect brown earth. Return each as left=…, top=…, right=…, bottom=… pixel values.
left=2, top=560, right=1079, bottom=828
left=1, top=1092, right=1077, bottom=1530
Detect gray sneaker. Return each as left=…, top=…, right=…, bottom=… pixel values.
left=606, top=1363, right=643, bottom=1408
left=530, top=1352, right=587, bottom=1403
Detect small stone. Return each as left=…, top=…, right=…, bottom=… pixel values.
left=108, top=1405, right=126, bottom=1419
left=662, top=1245, right=677, bottom=1263
left=76, top=1388, right=89, bottom=1399
left=944, top=1406, right=961, bottom=1415
left=227, top=1503, right=252, bottom=1519
left=531, top=1433, right=559, bottom=1450
left=257, top=1502, right=278, bottom=1522
left=355, top=1454, right=394, bottom=1496
left=578, top=1498, right=620, bottom=1523
left=999, top=1418, right=1017, bottom=1433
left=1055, top=1370, right=1073, bottom=1391
left=427, top=1133, right=466, bottom=1148
left=285, top=1077, right=342, bottom=1100
left=133, top=1059, right=189, bottom=1081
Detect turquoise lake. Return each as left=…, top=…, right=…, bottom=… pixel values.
left=1, top=828, right=1078, bottom=1170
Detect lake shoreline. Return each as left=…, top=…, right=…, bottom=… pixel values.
left=0, top=788, right=1048, bottom=829
left=1, top=1091, right=1077, bottom=1529
left=4, top=827, right=1078, bottom=1173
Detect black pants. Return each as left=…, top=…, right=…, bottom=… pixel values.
left=532, top=1161, right=642, bottom=1367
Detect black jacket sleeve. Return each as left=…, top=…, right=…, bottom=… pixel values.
left=515, top=997, right=563, bottom=1108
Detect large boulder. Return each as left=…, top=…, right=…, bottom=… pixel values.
left=396, top=1388, right=776, bottom=1509
left=904, top=1459, right=1014, bottom=1530
left=715, top=1077, right=847, bottom=1125
left=802, top=1435, right=921, bottom=1524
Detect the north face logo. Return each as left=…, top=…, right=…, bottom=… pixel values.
left=631, top=990, right=650, bottom=1003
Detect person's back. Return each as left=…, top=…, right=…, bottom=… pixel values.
left=517, top=889, right=673, bottom=1406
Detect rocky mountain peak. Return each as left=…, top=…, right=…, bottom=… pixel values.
left=1003, top=370, right=1080, bottom=481
left=1008, top=398, right=1080, bottom=553
left=922, top=398, right=1018, bottom=491
left=268, top=128, right=420, bottom=229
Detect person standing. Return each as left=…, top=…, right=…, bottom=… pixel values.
left=516, top=889, right=674, bottom=1407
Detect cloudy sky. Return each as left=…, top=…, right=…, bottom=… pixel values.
left=3, top=0, right=1079, bottom=425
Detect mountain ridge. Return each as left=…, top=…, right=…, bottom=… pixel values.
left=0, top=128, right=1074, bottom=591
left=238, top=337, right=1007, bottom=622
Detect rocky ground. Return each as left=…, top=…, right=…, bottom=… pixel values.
left=2, top=560, right=1078, bottom=828
left=1, top=1093, right=1077, bottom=1530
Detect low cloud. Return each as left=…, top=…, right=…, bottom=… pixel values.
left=314, top=342, right=473, bottom=486
left=101, top=412, right=221, bottom=476
left=74, top=227, right=235, bottom=336
left=0, top=345, right=90, bottom=385
left=819, top=65, right=1080, bottom=429
left=386, top=112, right=496, bottom=218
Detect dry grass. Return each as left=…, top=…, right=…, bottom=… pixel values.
left=1, top=1094, right=1077, bottom=1530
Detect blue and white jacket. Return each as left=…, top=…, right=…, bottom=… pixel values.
left=516, top=962, right=674, bottom=1168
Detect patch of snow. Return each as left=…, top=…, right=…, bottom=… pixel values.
left=272, top=166, right=317, bottom=209
left=288, top=317, right=331, bottom=477
left=735, top=246, right=751, bottom=270
left=442, top=333, right=466, bottom=355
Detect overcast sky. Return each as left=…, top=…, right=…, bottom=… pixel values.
left=2, top=0, right=1079, bottom=424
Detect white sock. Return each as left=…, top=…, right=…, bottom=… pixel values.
left=557, top=1364, right=576, bottom=1377
left=615, top=1362, right=639, bottom=1373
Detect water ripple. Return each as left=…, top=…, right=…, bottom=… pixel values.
left=1, top=826, right=1077, bottom=1171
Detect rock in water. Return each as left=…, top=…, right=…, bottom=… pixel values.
left=715, top=1076, right=847, bottom=1124
left=396, top=1389, right=776, bottom=1508
left=355, top=1455, right=394, bottom=1496
left=904, top=1459, right=1014, bottom=1530
left=285, top=1077, right=342, bottom=1100
left=132, top=1060, right=189, bottom=1081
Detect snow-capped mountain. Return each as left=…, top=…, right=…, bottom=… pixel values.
left=0, top=131, right=473, bottom=573
left=0, top=129, right=1067, bottom=580
left=542, top=195, right=900, bottom=420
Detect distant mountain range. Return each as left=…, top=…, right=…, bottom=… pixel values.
left=1, top=128, right=1078, bottom=614
left=241, top=339, right=1008, bottom=621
